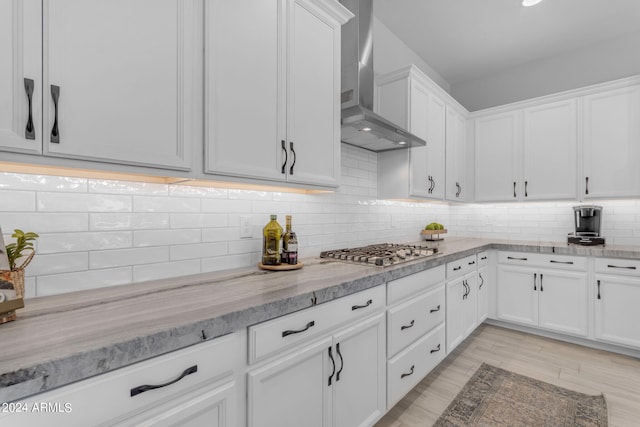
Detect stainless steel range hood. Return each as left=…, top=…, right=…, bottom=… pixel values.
left=340, top=0, right=426, bottom=152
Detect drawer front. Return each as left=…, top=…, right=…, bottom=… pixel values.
left=539, top=254, right=586, bottom=271
left=595, top=258, right=640, bottom=276
left=387, top=265, right=445, bottom=305
left=477, top=251, right=489, bottom=267
left=447, top=254, right=477, bottom=279
left=248, top=285, right=385, bottom=364
left=3, top=333, right=239, bottom=427
left=387, top=324, right=445, bottom=408
left=387, top=285, right=445, bottom=357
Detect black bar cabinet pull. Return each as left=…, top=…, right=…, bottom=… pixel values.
left=131, top=365, right=197, bottom=397
left=550, top=260, right=573, bottom=265
left=328, top=347, right=335, bottom=386
left=524, top=181, right=528, bottom=197
left=289, top=141, right=296, bottom=175
left=513, top=181, right=516, bottom=198
left=401, top=365, right=415, bottom=379
left=282, top=320, right=315, bottom=337
left=481, top=256, right=487, bottom=260
left=430, top=304, right=441, bottom=313
left=456, top=182, right=461, bottom=198
left=453, top=266, right=461, bottom=271
left=430, top=344, right=441, bottom=354
left=479, top=273, right=484, bottom=290
left=401, top=320, right=415, bottom=331
left=352, top=299, right=372, bottom=311
left=468, top=260, right=475, bottom=266
left=50, top=85, right=60, bottom=143
left=24, top=78, right=35, bottom=140
left=585, top=177, right=589, bottom=195
left=607, top=264, right=636, bottom=270
left=540, top=274, right=544, bottom=292
left=335, top=343, right=344, bottom=382
left=597, top=280, right=601, bottom=300
left=281, top=140, right=287, bottom=174
left=533, top=273, right=537, bottom=291
left=508, top=256, right=527, bottom=261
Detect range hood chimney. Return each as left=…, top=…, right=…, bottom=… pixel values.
left=339, top=0, right=426, bottom=152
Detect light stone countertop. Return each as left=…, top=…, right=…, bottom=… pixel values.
left=2, top=236, right=640, bottom=403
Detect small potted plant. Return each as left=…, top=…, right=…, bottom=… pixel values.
left=1, top=229, right=39, bottom=300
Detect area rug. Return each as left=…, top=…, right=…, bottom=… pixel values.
left=433, top=363, right=608, bottom=427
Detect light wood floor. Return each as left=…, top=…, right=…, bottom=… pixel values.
left=375, top=324, right=640, bottom=427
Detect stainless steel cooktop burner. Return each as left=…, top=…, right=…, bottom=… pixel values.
left=320, top=243, right=438, bottom=267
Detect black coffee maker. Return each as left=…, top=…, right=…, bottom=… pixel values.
left=568, top=205, right=604, bottom=246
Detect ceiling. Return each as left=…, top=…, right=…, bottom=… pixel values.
left=374, top=0, right=640, bottom=110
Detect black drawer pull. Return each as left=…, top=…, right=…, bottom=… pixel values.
left=430, top=344, right=441, bottom=354
left=131, top=365, right=197, bottom=397
left=289, top=141, right=296, bottom=175
left=508, top=256, right=527, bottom=261
left=401, top=365, right=415, bottom=379
left=550, top=260, right=573, bottom=264
left=281, top=140, right=287, bottom=174
left=336, top=342, right=344, bottom=382
left=401, top=320, right=415, bottom=331
left=430, top=304, right=441, bottom=313
left=328, top=346, right=335, bottom=386
left=468, top=260, right=475, bottom=265
left=352, top=299, right=372, bottom=311
left=481, top=256, right=487, bottom=260
left=479, top=273, right=484, bottom=290
left=607, top=264, right=636, bottom=270
left=453, top=266, right=462, bottom=271
left=50, top=85, right=60, bottom=143
left=282, top=320, right=315, bottom=337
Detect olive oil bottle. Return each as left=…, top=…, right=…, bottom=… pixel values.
left=262, top=215, right=283, bottom=265
left=282, top=215, right=298, bottom=265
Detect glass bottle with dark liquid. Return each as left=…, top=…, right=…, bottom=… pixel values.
left=262, top=215, right=283, bottom=265
left=282, top=215, right=298, bottom=265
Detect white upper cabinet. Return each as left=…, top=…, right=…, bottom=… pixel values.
left=522, top=99, right=577, bottom=200
left=205, top=0, right=350, bottom=188
left=582, top=85, right=640, bottom=199
left=0, top=0, right=42, bottom=154
left=377, top=65, right=447, bottom=200
left=42, top=0, right=199, bottom=170
left=445, top=106, right=466, bottom=201
left=474, top=111, right=520, bottom=202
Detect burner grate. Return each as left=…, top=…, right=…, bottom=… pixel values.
left=320, top=243, right=438, bottom=267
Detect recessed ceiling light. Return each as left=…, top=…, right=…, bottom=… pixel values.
left=522, top=0, right=543, bottom=6
left=360, top=127, right=372, bottom=132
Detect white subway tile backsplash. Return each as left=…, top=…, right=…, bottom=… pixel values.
left=37, top=193, right=132, bottom=212
left=0, top=190, right=36, bottom=211
left=90, top=247, right=170, bottom=269
left=5, top=146, right=640, bottom=298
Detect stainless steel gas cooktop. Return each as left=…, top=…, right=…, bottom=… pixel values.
left=320, top=243, right=439, bottom=267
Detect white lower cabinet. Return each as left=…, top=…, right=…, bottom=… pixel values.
left=446, top=271, right=477, bottom=353
left=594, top=258, right=640, bottom=349
left=247, top=312, right=386, bottom=427
left=0, top=333, right=241, bottom=427
left=497, top=253, right=588, bottom=338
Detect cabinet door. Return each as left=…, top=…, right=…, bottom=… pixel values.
left=445, top=107, right=466, bottom=201
left=205, top=0, right=284, bottom=182
left=583, top=86, right=640, bottom=198
left=446, top=277, right=465, bottom=353
left=248, top=336, right=332, bottom=427
left=43, top=0, right=197, bottom=170
left=0, top=0, right=41, bottom=154
left=333, top=313, right=386, bottom=427
left=286, top=0, right=341, bottom=187
left=497, top=265, right=538, bottom=327
left=477, top=266, right=489, bottom=323
left=112, top=380, right=236, bottom=427
left=594, top=275, right=640, bottom=349
left=474, top=111, right=519, bottom=201
left=462, top=273, right=478, bottom=337
left=537, top=269, right=588, bottom=337
left=426, top=94, right=446, bottom=199
left=408, top=81, right=429, bottom=198
left=522, top=99, right=577, bottom=200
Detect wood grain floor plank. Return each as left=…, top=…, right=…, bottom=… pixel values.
left=376, top=324, right=640, bottom=427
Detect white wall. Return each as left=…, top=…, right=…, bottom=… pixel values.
left=452, top=30, right=640, bottom=111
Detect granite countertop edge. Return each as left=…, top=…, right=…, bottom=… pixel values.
left=2, top=237, right=640, bottom=403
